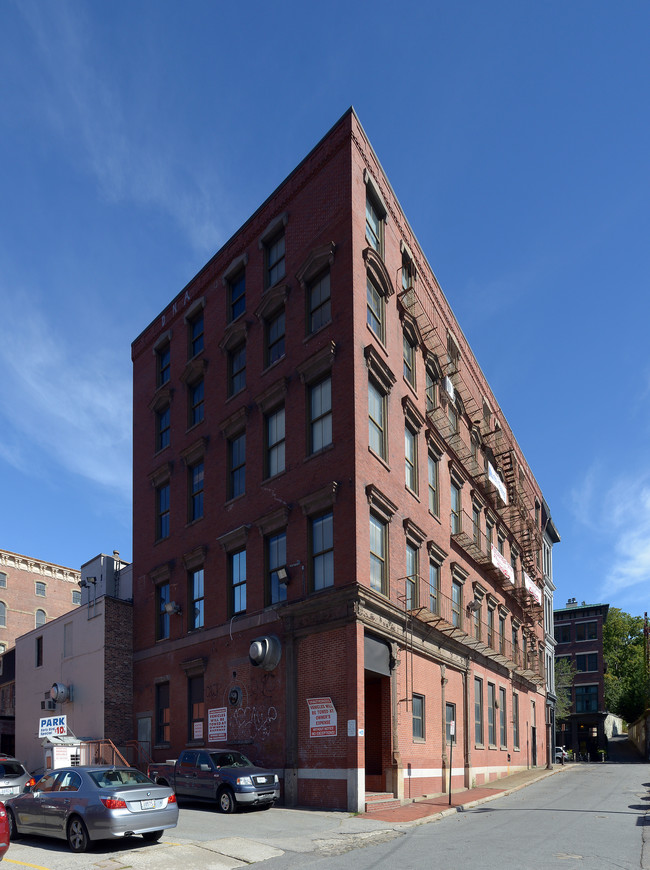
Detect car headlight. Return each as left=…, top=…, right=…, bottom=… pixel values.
left=236, top=776, right=253, bottom=786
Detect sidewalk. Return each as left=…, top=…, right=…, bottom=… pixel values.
left=359, top=764, right=570, bottom=823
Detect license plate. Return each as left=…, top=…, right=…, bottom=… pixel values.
left=0, top=788, right=14, bottom=795
left=140, top=799, right=155, bottom=810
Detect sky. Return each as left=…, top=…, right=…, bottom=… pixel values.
left=1, top=0, right=649, bottom=616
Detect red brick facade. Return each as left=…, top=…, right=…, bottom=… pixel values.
left=0, top=549, right=80, bottom=652
left=131, top=109, right=549, bottom=811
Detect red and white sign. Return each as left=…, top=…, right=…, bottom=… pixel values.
left=208, top=707, right=228, bottom=742
left=524, top=572, right=542, bottom=604
left=491, top=545, right=514, bottom=585
left=307, top=697, right=337, bottom=737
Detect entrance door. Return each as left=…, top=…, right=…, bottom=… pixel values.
left=364, top=673, right=388, bottom=792
left=531, top=726, right=537, bottom=766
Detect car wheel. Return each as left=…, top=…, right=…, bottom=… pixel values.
left=142, top=829, right=163, bottom=842
left=217, top=787, right=236, bottom=814
left=7, top=809, right=20, bottom=840
left=67, top=816, right=90, bottom=853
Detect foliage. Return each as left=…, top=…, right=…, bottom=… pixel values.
left=554, top=656, right=576, bottom=722
left=603, top=607, right=649, bottom=723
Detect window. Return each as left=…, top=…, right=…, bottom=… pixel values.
left=474, top=677, right=483, bottom=745
left=35, top=609, right=46, bottom=627
left=499, top=687, right=507, bottom=747
left=229, top=270, right=246, bottom=322
left=513, top=692, right=520, bottom=749
left=35, top=581, right=46, bottom=597
left=428, top=451, right=439, bottom=516
left=72, top=589, right=81, bottom=605
left=406, top=543, right=418, bottom=610
left=473, top=603, right=481, bottom=640
left=425, top=366, right=437, bottom=414
left=229, top=343, right=246, bottom=396
left=472, top=504, right=481, bottom=546
left=576, top=653, right=598, bottom=672
left=231, top=549, right=246, bottom=614
left=308, top=271, right=331, bottom=333
left=486, top=519, right=494, bottom=552
left=0, top=573, right=6, bottom=588
left=487, top=606, right=495, bottom=648
left=405, top=426, right=418, bottom=493
left=403, top=332, right=416, bottom=388
left=309, top=377, right=332, bottom=453
left=312, top=512, right=334, bottom=591
left=189, top=312, right=204, bottom=358
left=499, top=613, right=506, bottom=655
left=266, top=308, right=285, bottom=366
left=189, top=568, right=204, bottom=630
left=428, top=560, right=440, bottom=614
left=366, top=275, right=385, bottom=342
left=229, top=432, right=246, bottom=499
left=487, top=682, right=496, bottom=745
left=368, top=379, right=387, bottom=460
left=268, top=532, right=287, bottom=605
left=157, top=343, right=170, bottom=387
left=576, top=621, right=597, bottom=641
left=447, top=402, right=458, bottom=434
left=157, top=582, right=170, bottom=640
left=156, top=682, right=170, bottom=744
left=555, top=624, right=571, bottom=643
left=189, top=462, right=204, bottom=522
left=190, top=380, right=204, bottom=427
left=366, top=189, right=385, bottom=257
left=369, top=514, right=387, bottom=595
left=575, top=684, right=598, bottom=713
left=0, top=603, right=6, bottom=628
left=512, top=625, right=519, bottom=663
left=156, top=406, right=170, bottom=451
left=188, top=675, right=205, bottom=741
left=35, top=635, right=43, bottom=667
left=156, top=483, right=170, bottom=540
left=413, top=694, right=425, bottom=740
left=266, top=407, right=285, bottom=477
left=450, top=482, right=461, bottom=534
left=266, top=231, right=286, bottom=288
left=445, top=702, right=456, bottom=744
left=451, top=580, right=462, bottom=627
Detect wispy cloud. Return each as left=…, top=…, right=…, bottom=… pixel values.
left=571, top=463, right=650, bottom=608
left=14, top=0, right=223, bottom=253
left=0, top=289, right=131, bottom=496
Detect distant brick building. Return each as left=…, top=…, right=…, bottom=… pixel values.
left=0, top=549, right=81, bottom=652
left=131, top=109, right=551, bottom=812
left=554, top=599, right=608, bottom=757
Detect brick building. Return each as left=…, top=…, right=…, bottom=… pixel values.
left=14, top=553, right=133, bottom=775
left=554, top=599, right=608, bottom=757
left=0, top=549, right=81, bottom=652
left=131, top=109, right=550, bottom=812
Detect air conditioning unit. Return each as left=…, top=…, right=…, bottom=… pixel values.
left=41, top=699, right=56, bottom=711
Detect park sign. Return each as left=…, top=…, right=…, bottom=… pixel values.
left=39, top=715, right=67, bottom=738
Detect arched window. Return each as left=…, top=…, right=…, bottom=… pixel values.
left=35, top=609, right=46, bottom=628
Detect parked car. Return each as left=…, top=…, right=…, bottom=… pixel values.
left=149, top=749, right=280, bottom=813
left=0, top=802, right=9, bottom=860
left=6, top=766, right=178, bottom=853
left=0, top=759, right=33, bottom=798
left=555, top=746, right=568, bottom=762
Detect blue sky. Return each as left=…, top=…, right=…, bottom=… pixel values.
left=1, top=1, right=648, bottom=615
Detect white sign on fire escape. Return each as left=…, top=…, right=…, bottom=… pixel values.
left=488, top=462, right=508, bottom=505
left=491, top=545, right=515, bottom=585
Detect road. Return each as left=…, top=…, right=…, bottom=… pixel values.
left=3, top=761, right=649, bottom=869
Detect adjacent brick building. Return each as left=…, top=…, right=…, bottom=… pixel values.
left=554, top=599, right=608, bottom=757
left=0, top=549, right=81, bottom=652
left=131, top=108, right=551, bottom=811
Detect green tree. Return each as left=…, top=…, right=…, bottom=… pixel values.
left=603, top=607, right=649, bottom=723
left=555, top=656, right=576, bottom=722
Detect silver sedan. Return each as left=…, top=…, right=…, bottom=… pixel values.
left=6, top=765, right=178, bottom=852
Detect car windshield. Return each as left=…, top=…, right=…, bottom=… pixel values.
left=210, top=751, right=253, bottom=768
left=89, top=769, right=154, bottom=788
left=0, top=762, right=25, bottom=778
